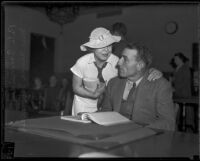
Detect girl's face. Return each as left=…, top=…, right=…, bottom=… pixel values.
left=93, top=45, right=112, bottom=62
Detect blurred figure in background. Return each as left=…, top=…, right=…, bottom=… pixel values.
left=58, top=77, right=73, bottom=115
left=5, top=88, right=15, bottom=110
left=169, top=52, right=191, bottom=98
left=111, top=22, right=129, bottom=57
left=44, top=75, right=60, bottom=112
left=169, top=52, right=193, bottom=131
left=29, top=77, right=45, bottom=113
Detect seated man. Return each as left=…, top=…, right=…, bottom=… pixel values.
left=101, top=42, right=176, bottom=131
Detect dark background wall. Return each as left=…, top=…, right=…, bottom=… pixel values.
left=29, top=33, right=55, bottom=86
left=4, top=4, right=199, bottom=87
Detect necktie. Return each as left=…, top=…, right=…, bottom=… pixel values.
left=94, top=62, right=107, bottom=110
left=127, top=82, right=136, bottom=102
left=94, top=62, right=108, bottom=83
left=126, top=82, right=136, bottom=119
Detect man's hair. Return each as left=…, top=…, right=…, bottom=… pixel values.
left=125, top=42, right=152, bottom=68
left=111, top=22, right=127, bottom=36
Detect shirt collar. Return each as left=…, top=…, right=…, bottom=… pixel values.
left=88, top=53, right=115, bottom=65
left=127, top=76, right=143, bottom=87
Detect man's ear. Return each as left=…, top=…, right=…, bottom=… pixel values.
left=136, top=61, right=145, bottom=71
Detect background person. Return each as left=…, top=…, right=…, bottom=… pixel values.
left=169, top=52, right=193, bottom=131
left=111, top=22, right=129, bottom=58
left=30, top=77, right=45, bottom=112
left=44, top=75, right=60, bottom=112
left=170, top=52, right=192, bottom=98
left=58, top=77, right=73, bottom=115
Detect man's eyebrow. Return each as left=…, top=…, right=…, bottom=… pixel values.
left=122, top=55, right=128, bottom=59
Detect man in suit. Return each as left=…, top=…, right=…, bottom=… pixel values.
left=101, top=42, right=176, bottom=131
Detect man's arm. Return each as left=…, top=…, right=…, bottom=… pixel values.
left=147, top=79, right=176, bottom=131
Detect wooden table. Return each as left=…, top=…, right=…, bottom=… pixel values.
left=3, top=123, right=199, bottom=158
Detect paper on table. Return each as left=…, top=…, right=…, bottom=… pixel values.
left=82, top=111, right=131, bottom=126
left=61, top=116, right=91, bottom=123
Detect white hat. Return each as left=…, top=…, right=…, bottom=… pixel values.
left=80, top=27, right=121, bottom=51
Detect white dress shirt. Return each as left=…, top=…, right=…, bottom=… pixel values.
left=123, top=76, right=143, bottom=100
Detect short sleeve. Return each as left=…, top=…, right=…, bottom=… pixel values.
left=70, top=59, right=84, bottom=79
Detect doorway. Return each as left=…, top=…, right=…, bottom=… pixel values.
left=29, top=33, right=55, bottom=87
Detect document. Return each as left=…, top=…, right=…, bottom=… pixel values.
left=60, top=116, right=91, bottom=123
left=61, top=111, right=131, bottom=126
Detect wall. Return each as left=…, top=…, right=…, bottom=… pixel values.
left=4, top=4, right=198, bottom=87
left=61, top=4, right=198, bottom=72
left=4, top=6, right=60, bottom=87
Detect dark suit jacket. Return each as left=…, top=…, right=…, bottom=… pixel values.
left=174, top=63, right=191, bottom=98
left=101, top=71, right=176, bottom=131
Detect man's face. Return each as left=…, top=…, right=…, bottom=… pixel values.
left=117, top=48, right=140, bottom=78
left=94, top=45, right=112, bottom=62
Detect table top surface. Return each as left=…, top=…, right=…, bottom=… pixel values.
left=3, top=124, right=199, bottom=158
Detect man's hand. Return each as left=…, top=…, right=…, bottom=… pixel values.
left=148, top=68, right=163, bottom=81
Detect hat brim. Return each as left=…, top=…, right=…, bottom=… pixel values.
left=80, top=35, right=121, bottom=51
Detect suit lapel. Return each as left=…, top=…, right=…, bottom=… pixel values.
left=115, top=78, right=127, bottom=112
left=131, top=71, right=149, bottom=113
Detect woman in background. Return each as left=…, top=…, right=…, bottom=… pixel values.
left=170, top=52, right=191, bottom=98
left=170, top=52, right=193, bottom=131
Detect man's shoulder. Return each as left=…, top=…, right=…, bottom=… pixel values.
left=156, top=76, right=170, bottom=84
left=110, top=76, right=121, bottom=81
left=108, top=76, right=124, bottom=86
left=146, top=76, right=171, bottom=89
